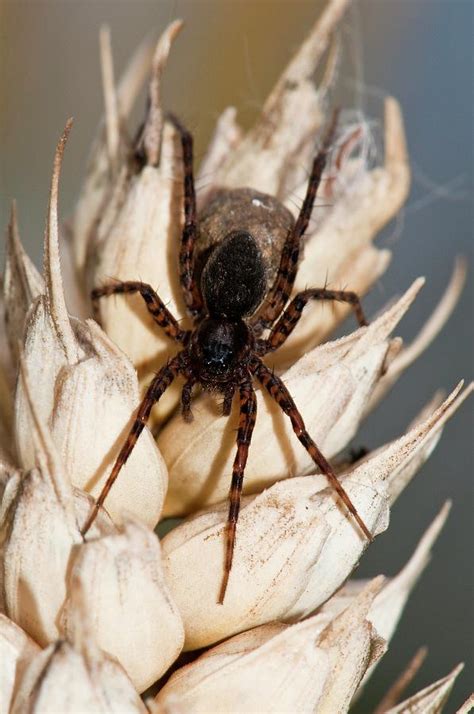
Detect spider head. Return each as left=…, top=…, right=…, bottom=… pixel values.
left=192, top=317, right=250, bottom=382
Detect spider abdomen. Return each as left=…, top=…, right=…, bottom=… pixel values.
left=201, top=231, right=266, bottom=319
left=197, top=187, right=294, bottom=289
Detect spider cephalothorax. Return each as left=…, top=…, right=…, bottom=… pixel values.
left=191, top=315, right=252, bottom=383
left=83, top=111, right=371, bottom=603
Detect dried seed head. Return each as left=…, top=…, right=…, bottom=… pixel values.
left=193, top=1, right=410, bottom=369
left=13, top=123, right=167, bottom=528
left=156, top=577, right=386, bottom=713
left=86, top=22, right=186, bottom=423
left=9, top=590, right=147, bottom=714
left=0, top=614, right=40, bottom=713
left=10, top=641, right=145, bottom=714
left=1, top=353, right=114, bottom=645
left=2, top=351, right=184, bottom=694
left=382, top=664, right=464, bottom=714
left=161, top=382, right=470, bottom=649
left=279, top=97, right=409, bottom=366
left=160, top=279, right=424, bottom=516
left=457, top=694, right=474, bottom=714
left=368, top=257, right=468, bottom=411
left=1, top=1, right=470, bottom=708
left=72, top=31, right=157, bottom=278
left=62, top=520, right=184, bottom=693
left=320, top=501, right=452, bottom=697
left=209, top=0, right=350, bottom=195
left=3, top=203, right=44, bottom=365
left=196, top=107, right=242, bottom=210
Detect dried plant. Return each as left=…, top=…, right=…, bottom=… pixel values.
left=0, top=0, right=471, bottom=711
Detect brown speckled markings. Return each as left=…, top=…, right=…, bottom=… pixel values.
left=91, top=280, right=188, bottom=343
left=197, top=188, right=294, bottom=289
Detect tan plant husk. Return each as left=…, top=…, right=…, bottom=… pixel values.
left=156, top=578, right=386, bottom=714
left=12, top=123, right=168, bottom=529
left=9, top=591, right=147, bottom=714
left=159, top=279, right=423, bottom=516
left=161, top=384, right=471, bottom=649
left=0, top=614, right=40, bottom=713
left=0, top=1, right=470, bottom=710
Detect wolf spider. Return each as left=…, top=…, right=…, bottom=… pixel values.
left=82, top=111, right=371, bottom=603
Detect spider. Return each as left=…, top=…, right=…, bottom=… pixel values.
left=81, top=111, right=372, bottom=604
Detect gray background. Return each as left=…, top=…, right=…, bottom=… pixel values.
left=1, top=0, right=472, bottom=709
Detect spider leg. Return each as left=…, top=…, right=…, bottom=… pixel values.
left=260, top=287, right=368, bottom=353
left=91, top=281, right=188, bottom=343
left=251, top=357, right=372, bottom=541
left=181, top=379, right=195, bottom=422
left=167, top=114, right=204, bottom=319
left=219, top=381, right=257, bottom=604
left=251, top=109, right=340, bottom=333
left=81, top=355, right=182, bottom=536
left=222, top=385, right=235, bottom=417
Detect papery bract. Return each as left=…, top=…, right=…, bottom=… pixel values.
left=319, top=501, right=452, bottom=695
left=160, top=279, right=423, bottom=516
left=87, top=22, right=186, bottom=423
left=0, top=354, right=113, bottom=646
left=62, top=520, right=184, bottom=692
left=156, top=578, right=386, bottom=713
left=384, top=664, right=464, bottom=714
left=13, top=122, right=167, bottom=529
left=0, top=614, right=40, bottom=713
left=162, top=382, right=470, bottom=649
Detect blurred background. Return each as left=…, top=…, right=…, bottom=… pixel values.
left=1, top=0, right=472, bottom=709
